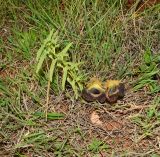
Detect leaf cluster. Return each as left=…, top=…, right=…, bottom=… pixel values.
left=36, top=29, right=84, bottom=98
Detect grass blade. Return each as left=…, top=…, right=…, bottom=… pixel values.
left=62, top=67, right=68, bottom=91
left=49, top=59, right=57, bottom=82
left=36, top=29, right=54, bottom=61
left=33, top=111, right=64, bottom=120
left=59, top=42, right=72, bottom=56
left=36, top=50, right=48, bottom=73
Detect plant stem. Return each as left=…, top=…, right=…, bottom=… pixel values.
left=45, top=80, right=52, bottom=121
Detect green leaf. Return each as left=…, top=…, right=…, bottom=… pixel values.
left=50, top=46, right=56, bottom=55
left=88, top=140, right=102, bottom=152
left=144, top=49, right=152, bottom=64
left=33, top=111, right=64, bottom=120
left=67, top=78, right=78, bottom=99
left=139, top=64, right=148, bottom=72
left=36, top=49, right=48, bottom=73
left=51, top=31, right=59, bottom=43
left=36, top=29, right=54, bottom=61
left=59, top=42, right=72, bottom=57
left=139, top=70, right=159, bottom=81
left=153, top=55, right=160, bottom=63
left=88, top=138, right=108, bottom=153
left=149, top=84, right=160, bottom=94
left=62, top=67, right=68, bottom=91
left=77, top=82, right=83, bottom=91
left=133, top=84, right=145, bottom=91
left=147, top=108, right=155, bottom=119
left=0, top=82, right=12, bottom=96
left=49, top=59, right=57, bottom=82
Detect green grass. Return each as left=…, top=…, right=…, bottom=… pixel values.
left=130, top=97, right=160, bottom=142
left=0, top=0, right=160, bottom=156
left=88, top=138, right=109, bottom=153
left=133, top=49, right=160, bottom=93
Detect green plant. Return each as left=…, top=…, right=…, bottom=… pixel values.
left=88, top=138, right=109, bottom=153
left=14, top=130, right=56, bottom=150
left=33, top=111, right=64, bottom=120
left=36, top=29, right=84, bottom=99
left=133, top=49, right=160, bottom=94
left=131, top=97, right=160, bottom=141
left=9, top=28, right=37, bottom=60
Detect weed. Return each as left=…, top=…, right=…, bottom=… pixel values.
left=88, top=138, right=109, bottom=153
left=33, top=111, right=64, bottom=120
left=36, top=29, right=84, bottom=99
left=14, top=130, right=56, bottom=150
left=131, top=97, right=160, bottom=141
left=6, top=28, right=37, bottom=60
left=133, top=48, right=160, bottom=94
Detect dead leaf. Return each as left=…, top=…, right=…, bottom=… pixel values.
left=90, top=111, right=103, bottom=126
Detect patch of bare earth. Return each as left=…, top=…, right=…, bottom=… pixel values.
left=50, top=88, right=160, bottom=155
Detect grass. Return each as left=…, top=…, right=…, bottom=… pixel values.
left=133, top=48, right=160, bottom=93
left=0, top=0, right=160, bottom=156
left=130, top=96, right=160, bottom=142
